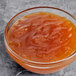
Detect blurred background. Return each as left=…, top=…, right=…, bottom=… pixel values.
left=0, top=0, right=76, bottom=76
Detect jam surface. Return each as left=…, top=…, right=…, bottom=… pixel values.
left=7, top=12, right=76, bottom=62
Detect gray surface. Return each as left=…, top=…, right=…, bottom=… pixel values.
left=0, top=0, right=76, bottom=76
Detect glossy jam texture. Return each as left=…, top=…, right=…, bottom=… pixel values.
left=7, top=12, right=76, bottom=62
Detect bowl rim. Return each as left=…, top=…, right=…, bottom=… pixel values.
left=4, top=6, right=76, bottom=64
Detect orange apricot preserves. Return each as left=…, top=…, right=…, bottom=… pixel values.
left=7, top=12, right=76, bottom=62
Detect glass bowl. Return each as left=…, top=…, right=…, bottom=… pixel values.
left=4, top=6, right=76, bottom=74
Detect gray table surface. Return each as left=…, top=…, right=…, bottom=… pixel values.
left=0, top=0, right=76, bottom=76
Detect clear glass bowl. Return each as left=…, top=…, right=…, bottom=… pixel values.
left=4, top=6, right=76, bottom=74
